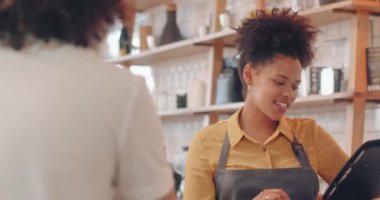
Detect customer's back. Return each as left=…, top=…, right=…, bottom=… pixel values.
left=0, top=40, right=172, bottom=200
left=0, top=0, right=175, bottom=200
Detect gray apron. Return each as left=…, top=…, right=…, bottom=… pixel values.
left=214, top=131, right=319, bottom=200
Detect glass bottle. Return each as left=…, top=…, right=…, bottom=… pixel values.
left=119, top=27, right=131, bottom=55
left=159, top=3, right=184, bottom=46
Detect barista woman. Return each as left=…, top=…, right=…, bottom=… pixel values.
left=183, top=8, right=348, bottom=200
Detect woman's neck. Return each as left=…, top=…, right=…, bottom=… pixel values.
left=239, top=101, right=279, bottom=144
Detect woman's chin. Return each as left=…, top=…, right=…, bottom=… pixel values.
left=269, top=112, right=285, bottom=121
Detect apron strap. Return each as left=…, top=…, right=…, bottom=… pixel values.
left=291, top=135, right=312, bottom=168
left=287, top=119, right=313, bottom=169
left=217, top=131, right=230, bottom=170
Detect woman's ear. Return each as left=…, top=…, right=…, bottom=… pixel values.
left=243, top=64, right=254, bottom=86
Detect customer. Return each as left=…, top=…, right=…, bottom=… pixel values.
left=183, top=8, right=348, bottom=200
left=0, top=0, right=175, bottom=200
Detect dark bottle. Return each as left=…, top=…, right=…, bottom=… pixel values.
left=216, top=56, right=243, bottom=104
left=159, top=3, right=183, bottom=46
left=119, top=27, right=131, bottom=55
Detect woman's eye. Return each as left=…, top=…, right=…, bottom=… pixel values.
left=274, top=80, right=285, bottom=85
left=292, top=86, right=299, bottom=91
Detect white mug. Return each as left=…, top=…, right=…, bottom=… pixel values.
left=219, top=12, right=231, bottom=30
left=198, top=25, right=208, bottom=37
left=146, top=35, right=156, bottom=49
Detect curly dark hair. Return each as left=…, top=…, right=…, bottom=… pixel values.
left=0, top=0, right=123, bottom=49
left=236, top=8, right=318, bottom=97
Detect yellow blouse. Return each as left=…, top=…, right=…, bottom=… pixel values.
left=183, top=108, right=348, bottom=200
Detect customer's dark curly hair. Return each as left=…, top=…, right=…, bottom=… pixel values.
left=0, top=0, right=123, bottom=49
left=236, top=8, right=318, bottom=97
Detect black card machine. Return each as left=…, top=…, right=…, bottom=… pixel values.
left=323, top=139, right=380, bottom=200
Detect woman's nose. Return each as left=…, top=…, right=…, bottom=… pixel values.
left=282, top=88, right=296, bottom=99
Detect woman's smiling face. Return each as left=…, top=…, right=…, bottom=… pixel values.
left=243, top=54, right=302, bottom=121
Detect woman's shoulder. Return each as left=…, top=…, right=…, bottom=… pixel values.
left=284, top=116, right=318, bottom=129
left=283, top=116, right=324, bottom=141
left=193, top=120, right=227, bottom=143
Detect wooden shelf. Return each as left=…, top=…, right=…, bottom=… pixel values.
left=193, top=102, right=244, bottom=114
left=106, top=29, right=236, bottom=66
left=365, top=91, right=380, bottom=101
left=136, top=0, right=169, bottom=11
left=158, top=108, right=193, bottom=118
left=193, top=29, right=237, bottom=47
left=292, top=91, right=354, bottom=107
left=159, top=92, right=355, bottom=118
left=301, top=0, right=380, bottom=25
left=158, top=109, right=192, bottom=118
left=158, top=102, right=244, bottom=118
left=106, top=40, right=208, bottom=66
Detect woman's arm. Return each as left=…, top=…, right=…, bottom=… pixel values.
left=314, top=124, right=348, bottom=184
left=183, top=133, right=216, bottom=200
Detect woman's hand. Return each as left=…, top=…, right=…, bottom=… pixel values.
left=252, top=189, right=291, bottom=200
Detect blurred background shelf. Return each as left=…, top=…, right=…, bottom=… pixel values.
left=106, top=29, right=236, bottom=66
left=158, top=92, right=356, bottom=118
left=108, top=1, right=380, bottom=66
left=365, top=91, right=380, bottom=102
left=301, top=0, right=380, bottom=25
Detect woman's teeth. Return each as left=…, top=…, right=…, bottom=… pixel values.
left=275, top=101, right=288, bottom=108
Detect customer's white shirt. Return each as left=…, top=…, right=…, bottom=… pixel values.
left=0, top=42, right=173, bottom=200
